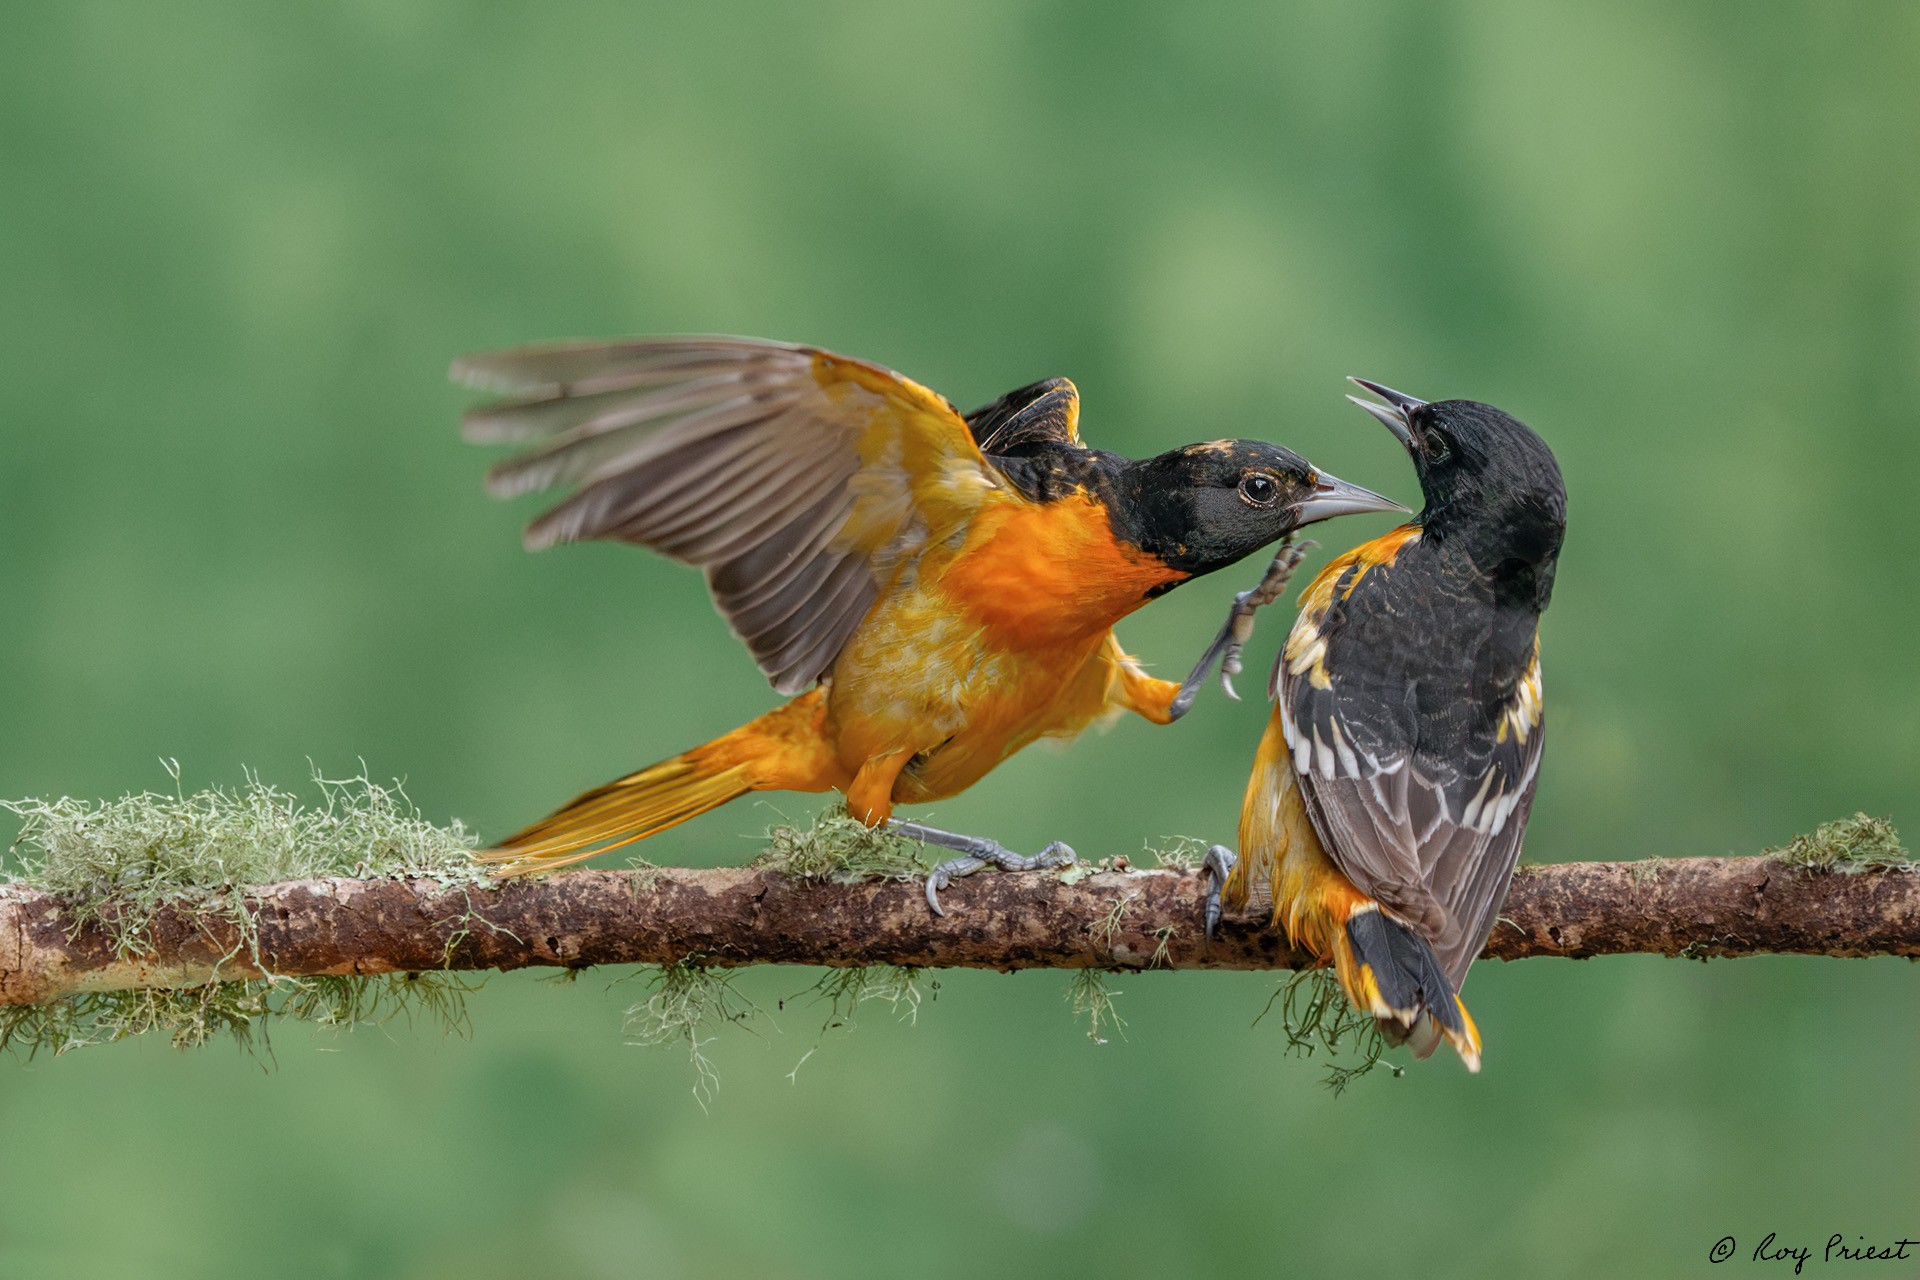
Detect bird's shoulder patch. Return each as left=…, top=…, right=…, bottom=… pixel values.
left=1276, top=524, right=1422, bottom=696
left=1496, top=640, right=1544, bottom=748
left=1298, top=523, right=1422, bottom=618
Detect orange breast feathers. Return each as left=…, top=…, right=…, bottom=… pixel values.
left=820, top=487, right=1184, bottom=801
left=927, top=489, right=1187, bottom=648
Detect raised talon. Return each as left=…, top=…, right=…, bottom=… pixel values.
left=1170, top=537, right=1317, bottom=719
left=1201, top=844, right=1237, bottom=942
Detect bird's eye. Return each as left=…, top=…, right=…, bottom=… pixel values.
left=1238, top=473, right=1279, bottom=507
left=1424, top=429, right=1453, bottom=463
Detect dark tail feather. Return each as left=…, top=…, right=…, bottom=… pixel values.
left=1339, top=907, right=1482, bottom=1071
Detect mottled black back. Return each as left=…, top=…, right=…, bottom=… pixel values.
left=1316, top=535, right=1544, bottom=791
left=1281, top=396, right=1565, bottom=983
left=1326, top=398, right=1564, bottom=784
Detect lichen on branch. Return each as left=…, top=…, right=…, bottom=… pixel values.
left=0, top=771, right=1914, bottom=1090
left=0, top=764, right=487, bottom=1056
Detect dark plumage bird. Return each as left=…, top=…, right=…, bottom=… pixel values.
left=1217, top=378, right=1566, bottom=1068
left=454, top=336, right=1405, bottom=895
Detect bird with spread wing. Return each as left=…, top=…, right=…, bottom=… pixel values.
left=455, top=337, right=1404, bottom=908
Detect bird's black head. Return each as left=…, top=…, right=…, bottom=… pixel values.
left=1347, top=379, right=1566, bottom=568
left=1115, top=439, right=1407, bottom=579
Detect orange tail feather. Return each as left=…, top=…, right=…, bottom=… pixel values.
left=479, top=691, right=837, bottom=876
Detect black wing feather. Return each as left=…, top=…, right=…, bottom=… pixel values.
left=963, top=378, right=1081, bottom=457
left=1280, top=542, right=1545, bottom=986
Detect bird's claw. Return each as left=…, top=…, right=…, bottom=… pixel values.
left=1169, top=537, right=1316, bottom=719
left=924, top=855, right=986, bottom=915
left=1214, top=588, right=1264, bottom=701
left=893, top=820, right=1076, bottom=916
left=1201, top=844, right=1236, bottom=942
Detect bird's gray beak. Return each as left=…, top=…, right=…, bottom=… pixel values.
left=1295, top=470, right=1410, bottom=524
left=1346, top=376, right=1426, bottom=450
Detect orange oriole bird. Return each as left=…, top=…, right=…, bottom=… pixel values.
left=1209, top=378, right=1566, bottom=1070
left=453, top=336, right=1404, bottom=902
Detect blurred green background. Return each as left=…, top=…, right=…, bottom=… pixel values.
left=3, top=2, right=1916, bottom=1276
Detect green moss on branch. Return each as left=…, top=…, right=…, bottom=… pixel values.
left=0, top=764, right=486, bottom=1058
left=1767, top=813, right=1910, bottom=872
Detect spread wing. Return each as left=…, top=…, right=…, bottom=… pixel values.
left=1275, top=529, right=1545, bottom=984
left=455, top=336, right=1013, bottom=694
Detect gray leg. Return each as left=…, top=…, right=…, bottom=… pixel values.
left=1202, top=845, right=1237, bottom=942
left=1167, top=537, right=1316, bottom=720
left=890, top=820, right=1077, bottom=916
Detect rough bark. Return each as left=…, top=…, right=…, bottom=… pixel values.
left=0, top=856, right=1914, bottom=1006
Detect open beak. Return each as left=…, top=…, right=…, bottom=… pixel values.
left=1346, top=376, right=1426, bottom=450
left=1295, top=470, right=1410, bottom=523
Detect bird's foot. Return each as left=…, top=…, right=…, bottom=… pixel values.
left=1168, top=537, right=1317, bottom=719
left=1201, top=844, right=1236, bottom=942
left=890, top=820, right=1077, bottom=916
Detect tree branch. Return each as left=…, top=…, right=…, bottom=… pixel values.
left=1, top=855, right=1916, bottom=1006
